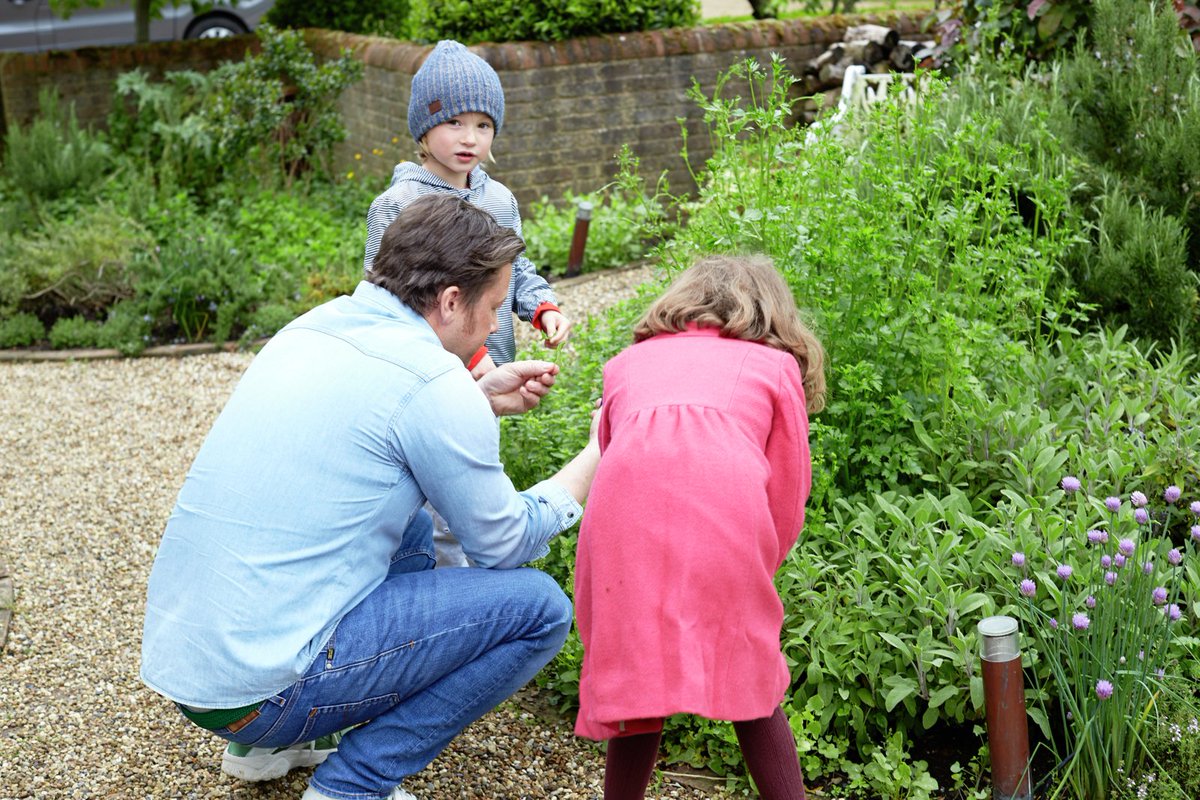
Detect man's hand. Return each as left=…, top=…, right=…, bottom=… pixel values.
left=540, top=311, right=572, bottom=348
left=478, top=361, right=559, bottom=416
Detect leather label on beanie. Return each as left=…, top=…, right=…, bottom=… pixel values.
left=428, top=99, right=442, bottom=114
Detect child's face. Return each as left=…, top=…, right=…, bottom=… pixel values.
left=421, top=112, right=495, bottom=188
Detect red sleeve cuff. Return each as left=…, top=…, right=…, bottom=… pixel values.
left=467, top=345, right=488, bottom=371
left=531, top=302, right=561, bottom=331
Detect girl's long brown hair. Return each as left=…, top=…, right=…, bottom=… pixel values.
left=634, top=254, right=826, bottom=413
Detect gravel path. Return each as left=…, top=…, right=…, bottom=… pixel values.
left=0, top=264, right=727, bottom=800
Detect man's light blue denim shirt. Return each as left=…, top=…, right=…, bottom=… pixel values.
left=140, top=281, right=582, bottom=708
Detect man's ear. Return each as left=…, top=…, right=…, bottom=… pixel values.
left=434, top=285, right=465, bottom=324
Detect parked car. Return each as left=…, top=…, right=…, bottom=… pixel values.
left=0, top=0, right=274, bottom=53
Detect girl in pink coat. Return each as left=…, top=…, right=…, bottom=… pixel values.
left=574, top=254, right=826, bottom=800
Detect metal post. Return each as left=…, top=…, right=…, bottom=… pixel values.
left=565, top=200, right=593, bottom=278
left=978, top=615, right=1032, bottom=800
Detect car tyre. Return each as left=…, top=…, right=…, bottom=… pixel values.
left=184, top=14, right=248, bottom=39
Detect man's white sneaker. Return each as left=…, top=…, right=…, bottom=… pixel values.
left=300, top=785, right=419, bottom=800
left=221, top=730, right=341, bottom=781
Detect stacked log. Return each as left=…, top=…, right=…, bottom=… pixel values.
left=797, top=24, right=937, bottom=123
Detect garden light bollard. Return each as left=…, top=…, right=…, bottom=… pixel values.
left=565, top=200, right=593, bottom=278
left=978, top=615, right=1032, bottom=800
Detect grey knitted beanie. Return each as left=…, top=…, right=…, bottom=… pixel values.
left=408, top=40, right=505, bottom=142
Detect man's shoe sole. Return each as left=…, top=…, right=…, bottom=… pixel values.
left=221, top=747, right=333, bottom=781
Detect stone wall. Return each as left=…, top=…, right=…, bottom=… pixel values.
left=0, top=14, right=921, bottom=207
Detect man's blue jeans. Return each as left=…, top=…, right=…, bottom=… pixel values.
left=210, top=521, right=572, bottom=799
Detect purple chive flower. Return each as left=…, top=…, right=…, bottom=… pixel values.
left=1192, top=525, right=1200, bottom=542
left=1135, top=508, right=1150, bottom=525
left=1087, top=529, right=1108, bottom=544
left=1101, top=554, right=1113, bottom=568
left=1131, top=491, right=1149, bottom=508
left=1072, top=613, right=1090, bottom=630
left=1165, top=485, right=1182, bottom=503
left=1119, top=538, right=1136, bottom=557
left=1049, top=618, right=1059, bottom=630
left=1057, top=564, right=1073, bottom=580
left=1097, top=680, right=1114, bottom=699
left=1012, top=551, right=1026, bottom=568
left=1191, top=500, right=1200, bottom=516
left=1166, top=604, right=1183, bottom=622
left=1062, top=476, right=1082, bottom=493
left=1106, top=496, right=1122, bottom=512
left=1168, top=548, right=1183, bottom=566
left=1020, top=579, right=1037, bottom=597
left=1114, top=554, right=1127, bottom=568
left=1086, top=595, right=1097, bottom=608
left=1153, top=587, right=1168, bottom=605
left=1144, top=561, right=1154, bottom=575
left=1105, top=571, right=1118, bottom=586
left=1157, top=668, right=1166, bottom=679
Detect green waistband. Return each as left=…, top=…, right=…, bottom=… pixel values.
left=177, top=701, right=263, bottom=731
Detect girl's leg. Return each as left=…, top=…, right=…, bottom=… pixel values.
left=604, top=727, right=663, bottom=800
left=733, top=706, right=807, bottom=800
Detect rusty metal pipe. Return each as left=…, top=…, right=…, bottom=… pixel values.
left=565, top=200, right=593, bottom=278
left=978, top=615, right=1032, bottom=800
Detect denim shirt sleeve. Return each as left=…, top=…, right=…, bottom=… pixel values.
left=393, top=367, right=582, bottom=568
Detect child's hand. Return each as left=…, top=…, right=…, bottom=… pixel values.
left=539, top=311, right=572, bottom=348
left=470, top=352, right=497, bottom=380
left=588, top=396, right=602, bottom=444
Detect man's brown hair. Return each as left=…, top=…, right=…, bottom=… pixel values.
left=368, top=193, right=525, bottom=313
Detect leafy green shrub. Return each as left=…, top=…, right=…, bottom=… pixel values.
left=108, top=69, right=222, bottom=196
left=206, top=24, right=364, bottom=182
left=47, top=315, right=103, bottom=349
left=96, top=300, right=152, bottom=355
left=238, top=302, right=298, bottom=346
left=266, top=0, right=411, bottom=36
left=0, top=204, right=153, bottom=319
left=219, top=185, right=367, bottom=293
left=940, top=0, right=1092, bottom=63
left=108, top=24, right=363, bottom=195
left=1055, top=0, right=1200, bottom=267
left=0, top=312, right=46, bottom=348
left=3, top=88, right=110, bottom=208
left=523, top=187, right=666, bottom=277
left=138, top=212, right=283, bottom=344
left=1070, top=184, right=1197, bottom=347
left=409, top=0, right=698, bottom=45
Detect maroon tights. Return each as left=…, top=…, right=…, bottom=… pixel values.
left=603, top=706, right=807, bottom=799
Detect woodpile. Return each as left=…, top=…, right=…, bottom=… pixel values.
left=797, top=24, right=937, bottom=123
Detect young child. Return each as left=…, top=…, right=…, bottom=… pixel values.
left=363, top=39, right=571, bottom=374
left=363, top=40, right=571, bottom=567
left=574, top=254, right=826, bottom=800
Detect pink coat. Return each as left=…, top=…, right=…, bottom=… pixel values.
left=574, top=325, right=811, bottom=740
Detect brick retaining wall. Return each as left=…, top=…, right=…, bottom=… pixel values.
left=0, top=14, right=921, bottom=207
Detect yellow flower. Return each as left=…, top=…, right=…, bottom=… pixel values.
left=346, top=171, right=355, bottom=179
left=391, top=136, right=399, bottom=144
left=372, top=148, right=383, bottom=156
left=354, top=153, right=362, bottom=161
